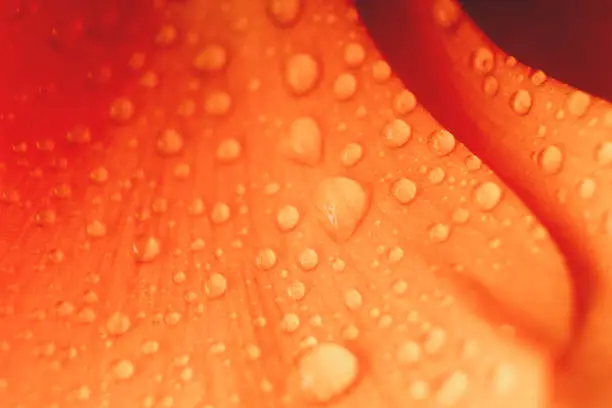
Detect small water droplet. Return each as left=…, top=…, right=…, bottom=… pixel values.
left=333, top=73, right=358, bottom=101
left=531, top=70, right=547, bottom=86
left=313, top=177, right=369, bottom=241
left=473, top=182, right=503, bottom=211
left=285, top=116, right=322, bottom=165
left=382, top=118, right=412, bottom=148
left=277, top=205, right=300, bottom=232
left=216, top=138, right=242, bottom=163
left=285, top=53, right=320, bottom=96
left=393, top=89, right=417, bottom=115
left=472, top=47, right=494, bottom=74
left=205, top=273, right=228, bottom=299
left=256, top=248, right=278, bottom=270
left=157, top=128, right=184, bottom=156
left=109, top=97, right=135, bottom=123
left=339, top=142, right=363, bottom=167
left=436, top=370, right=469, bottom=406
left=595, top=141, right=612, bottom=165
left=280, top=312, right=301, bottom=333
left=132, top=236, right=161, bottom=262
left=343, top=288, right=363, bottom=311
left=566, top=91, right=591, bottom=117
left=432, top=0, right=461, bottom=29
left=193, top=43, right=227, bottom=72
left=483, top=75, right=499, bottom=96
left=578, top=178, right=596, bottom=199
left=396, top=340, right=422, bottom=364
left=343, top=42, right=365, bottom=68
left=534, top=145, right=563, bottom=175
left=106, top=312, right=131, bottom=335
left=204, top=90, right=232, bottom=116
left=428, top=129, right=456, bottom=156
left=86, top=220, right=107, bottom=238
left=210, top=202, right=231, bottom=224
left=429, top=223, right=451, bottom=243
left=297, top=248, right=319, bottom=271
left=510, top=89, right=533, bottom=115
left=267, top=0, right=302, bottom=27
left=111, top=359, right=135, bottom=380
left=390, top=177, right=417, bottom=204
left=371, top=60, right=391, bottom=82
left=294, top=343, right=359, bottom=403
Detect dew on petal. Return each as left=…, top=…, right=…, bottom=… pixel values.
left=313, top=177, right=369, bottom=241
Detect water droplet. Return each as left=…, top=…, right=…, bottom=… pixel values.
left=106, top=312, right=131, bottom=335
left=285, top=116, right=322, bottom=165
left=343, top=288, right=363, bottom=311
left=566, top=91, right=591, bottom=117
left=472, top=47, right=494, bottom=74
left=371, top=60, right=391, bottom=82
left=489, top=362, right=516, bottom=394
left=193, top=43, right=227, bottom=72
left=333, top=73, right=358, bottom=101
left=35, top=209, right=57, bottom=226
left=578, top=178, right=596, bottom=199
left=531, top=70, right=547, bottom=86
left=410, top=380, right=431, bottom=400
left=155, top=24, right=177, bottom=46
left=280, top=313, right=301, bottom=333
left=313, top=177, right=369, bottom=241
left=510, top=89, right=533, bottom=115
left=109, top=97, right=135, bottom=123
left=267, top=0, right=302, bottom=27
left=86, top=220, right=107, bottom=238
left=537, top=145, right=564, bottom=174
left=473, top=182, right=503, bottom=211
left=396, top=340, right=422, bottom=364
left=210, top=202, right=231, bottom=224
left=382, top=118, right=412, bottom=148
left=141, top=340, right=159, bottom=355
left=295, top=343, right=359, bottom=403
left=393, top=90, right=417, bottom=115
left=90, top=167, right=109, bottom=184
left=204, top=91, right=232, bottom=116
left=343, top=42, right=365, bottom=68
left=390, top=177, right=417, bottom=204
left=428, top=129, right=456, bottom=156
left=297, top=248, right=319, bottom=271
left=288, top=280, right=306, bottom=300
left=277, top=205, right=300, bottom=232
left=256, top=248, right=278, bottom=270
left=432, top=0, right=461, bottom=29
left=595, top=141, right=612, bottom=165
left=483, top=75, right=499, bottom=96
left=429, top=223, right=451, bottom=243
left=216, top=138, right=242, bottom=163
left=132, top=236, right=161, bottom=262
left=340, top=142, right=363, bottom=167
left=66, top=125, right=92, bottom=144
left=111, top=359, right=135, bottom=380
left=285, top=53, right=320, bottom=96
left=205, top=273, right=228, bottom=299
left=436, top=370, right=469, bottom=406
left=157, top=128, right=184, bottom=156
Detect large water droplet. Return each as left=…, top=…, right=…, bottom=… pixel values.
left=566, top=90, right=591, bottom=117
left=313, top=177, right=369, bottom=241
left=267, top=0, right=302, bottom=27
left=294, top=343, right=359, bottom=403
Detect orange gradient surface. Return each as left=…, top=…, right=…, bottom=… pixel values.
left=0, top=0, right=610, bottom=407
